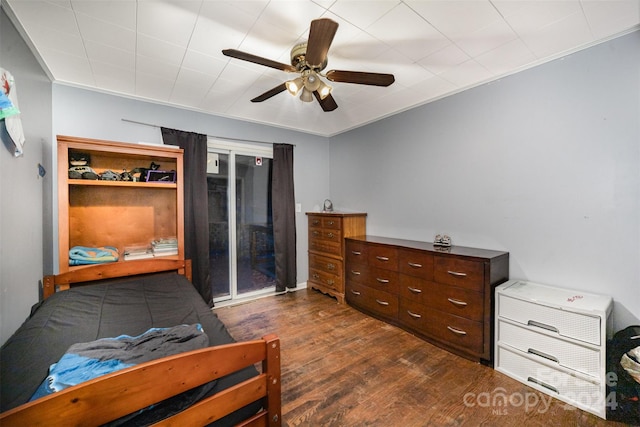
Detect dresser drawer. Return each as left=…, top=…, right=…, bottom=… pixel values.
left=362, top=266, right=399, bottom=293
left=399, top=299, right=484, bottom=354
left=309, top=268, right=342, bottom=292
left=309, top=237, right=341, bottom=255
left=321, top=216, right=342, bottom=230
left=398, top=248, right=433, bottom=279
left=346, top=263, right=368, bottom=284
left=346, top=283, right=398, bottom=320
left=399, top=276, right=483, bottom=321
left=368, top=245, right=398, bottom=271
left=434, top=256, right=484, bottom=291
left=346, top=240, right=368, bottom=264
left=497, top=293, right=601, bottom=346
left=309, top=227, right=343, bottom=243
left=496, top=344, right=602, bottom=416
left=309, top=253, right=343, bottom=277
left=497, top=319, right=600, bottom=378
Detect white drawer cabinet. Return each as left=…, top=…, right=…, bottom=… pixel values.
left=495, top=280, right=613, bottom=419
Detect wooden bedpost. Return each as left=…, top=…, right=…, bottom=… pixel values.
left=43, top=275, right=55, bottom=299
left=263, top=334, right=282, bottom=426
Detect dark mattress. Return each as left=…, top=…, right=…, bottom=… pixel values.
left=0, top=272, right=260, bottom=424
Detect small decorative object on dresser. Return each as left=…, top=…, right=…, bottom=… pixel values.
left=345, top=235, right=509, bottom=364
left=494, top=280, right=613, bottom=419
left=307, top=212, right=366, bottom=304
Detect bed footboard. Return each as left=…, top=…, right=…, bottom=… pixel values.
left=0, top=334, right=281, bottom=426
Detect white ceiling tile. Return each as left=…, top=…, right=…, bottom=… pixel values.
left=418, top=43, right=470, bottom=75
left=440, top=59, right=493, bottom=88
left=75, top=12, right=136, bottom=51
left=137, top=0, right=201, bottom=47
left=493, top=0, right=583, bottom=36
left=92, top=63, right=135, bottom=94
left=134, top=71, right=175, bottom=101
left=22, top=24, right=86, bottom=57
left=181, top=50, right=226, bottom=78
left=581, top=0, right=640, bottom=39
left=137, top=34, right=186, bottom=66
left=453, top=18, right=518, bottom=57
left=37, top=46, right=94, bottom=86
left=136, top=55, right=181, bottom=82
left=8, top=0, right=78, bottom=35
left=71, top=0, right=136, bottom=30
left=85, top=40, right=135, bottom=70
left=328, top=0, right=400, bottom=29
left=520, top=11, right=595, bottom=58
left=474, top=38, right=537, bottom=76
left=257, top=1, right=328, bottom=35
left=367, top=3, right=450, bottom=61
left=407, top=0, right=503, bottom=39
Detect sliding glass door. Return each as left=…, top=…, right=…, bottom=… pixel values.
left=207, top=142, right=276, bottom=303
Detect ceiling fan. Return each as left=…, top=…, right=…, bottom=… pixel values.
left=222, top=18, right=395, bottom=112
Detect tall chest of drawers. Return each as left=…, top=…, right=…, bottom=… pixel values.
left=495, top=280, right=613, bottom=418
left=345, top=235, right=509, bottom=364
left=307, top=212, right=366, bottom=303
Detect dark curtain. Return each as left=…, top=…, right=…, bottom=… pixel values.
left=272, top=143, right=297, bottom=292
left=160, top=127, right=212, bottom=305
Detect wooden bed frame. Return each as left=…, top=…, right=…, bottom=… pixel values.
left=1, top=259, right=282, bottom=427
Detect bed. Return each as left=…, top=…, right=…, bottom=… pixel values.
left=0, top=259, right=281, bottom=426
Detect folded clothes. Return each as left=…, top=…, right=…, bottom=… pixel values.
left=69, top=246, right=119, bottom=265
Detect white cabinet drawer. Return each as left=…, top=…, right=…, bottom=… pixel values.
left=497, top=293, right=601, bottom=345
left=496, top=344, right=604, bottom=417
left=497, top=319, right=600, bottom=378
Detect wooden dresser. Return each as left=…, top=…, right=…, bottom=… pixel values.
left=307, top=212, right=366, bottom=303
left=345, top=235, right=509, bottom=364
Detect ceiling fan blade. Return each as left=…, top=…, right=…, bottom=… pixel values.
left=313, top=91, right=338, bottom=112
left=305, top=18, right=339, bottom=69
left=251, top=83, right=287, bottom=102
left=326, top=70, right=395, bottom=86
left=222, top=49, right=297, bottom=73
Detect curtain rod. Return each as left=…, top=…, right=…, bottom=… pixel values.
left=121, top=118, right=283, bottom=146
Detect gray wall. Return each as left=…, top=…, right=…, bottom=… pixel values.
left=1, top=8, right=52, bottom=345
left=330, top=31, right=640, bottom=332
left=52, top=84, right=330, bottom=285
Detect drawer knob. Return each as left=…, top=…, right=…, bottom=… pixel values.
left=313, top=231, right=320, bottom=236
left=527, top=377, right=559, bottom=394
left=376, top=299, right=390, bottom=306
left=328, top=220, right=334, bottom=225
left=350, top=290, right=361, bottom=296
left=312, top=274, right=320, bottom=280
left=326, top=279, right=334, bottom=285
left=351, top=251, right=362, bottom=256
left=350, top=270, right=361, bottom=275
left=447, top=270, right=467, bottom=277
left=312, top=220, right=320, bottom=226
left=376, top=278, right=390, bottom=284
left=527, top=320, right=559, bottom=334
left=408, top=286, right=422, bottom=294
left=527, top=348, right=559, bottom=364
left=407, top=310, right=421, bottom=319
left=376, top=256, right=389, bottom=262
left=447, top=298, right=468, bottom=307
left=407, top=262, right=422, bottom=269
left=447, top=326, right=467, bottom=336
left=326, top=263, right=335, bottom=270
left=327, top=232, right=335, bottom=238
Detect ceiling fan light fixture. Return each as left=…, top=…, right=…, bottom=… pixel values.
left=304, top=71, right=321, bottom=92
left=285, top=77, right=304, bottom=96
left=299, top=87, right=314, bottom=103
left=317, top=80, right=332, bottom=100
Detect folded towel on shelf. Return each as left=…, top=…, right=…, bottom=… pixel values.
left=69, top=246, right=119, bottom=265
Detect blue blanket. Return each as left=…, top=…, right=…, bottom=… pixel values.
left=30, top=323, right=208, bottom=400
left=69, top=245, right=119, bottom=265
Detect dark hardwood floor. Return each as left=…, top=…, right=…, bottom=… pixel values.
left=214, top=289, right=629, bottom=427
